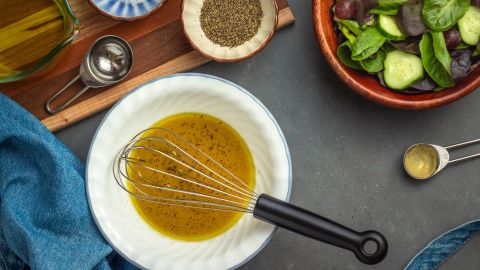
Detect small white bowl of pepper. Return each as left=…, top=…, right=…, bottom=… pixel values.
left=182, top=0, right=278, bottom=62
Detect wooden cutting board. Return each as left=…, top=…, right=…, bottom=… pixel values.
left=2, top=0, right=295, bottom=132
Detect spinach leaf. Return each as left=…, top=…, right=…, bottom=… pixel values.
left=360, top=49, right=387, bottom=73
left=419, top=33, right=455, bottom=87
left=351, top=27, right=387, bottom=60
left=422, top=0, right=470, bottom=31
left=338, top=20, right=363, bottom=35
left=337, top=41, right=363, bottom=69
left=378, top=0, right=408, bottom=8
left=369, top=6, right=400, bottom=15
left=431, top=32, right=452, bottom=75
left=368, top=0, right=406, bottom=15
left=339, top=25, right=358, bottom=43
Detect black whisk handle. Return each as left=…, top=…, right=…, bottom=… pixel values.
left=253, top=194, right=388, bottom=265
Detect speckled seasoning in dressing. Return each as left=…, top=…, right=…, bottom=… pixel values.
left=127, top=113, right=255, bottom=241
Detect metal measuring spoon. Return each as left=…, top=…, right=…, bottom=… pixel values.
left=46, top=35, right=133, bottom=115
left=403, top=138, right=480, bottom=180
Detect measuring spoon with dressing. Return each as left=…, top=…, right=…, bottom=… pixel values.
left=403, top=138, right=480, bottom=180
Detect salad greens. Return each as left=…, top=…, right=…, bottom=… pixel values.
left=420, top=33, right=455, bottom=87
left=397, top=1, right=428, bottom=36
left=369, top=0, right=408, bottom=14
left=338, top=20, right=363, bottom=35
left=351, top=28, right=388, bottom=60
left=422, top=0, right=470, bottom=31
left=337, top=41, right=363, bottom=69
left=379, top=0, right=408, bottom=7
left=368, top=6, right=400, bottom=15
left=360, top=50, right=387, bottom=73
left=339, top=25, right=358, bottom=43
left=333, top=0, right=480, bottom=92
left=451, top=49, right=473, bottom=80
left=431, top=32, right=452, bottom=76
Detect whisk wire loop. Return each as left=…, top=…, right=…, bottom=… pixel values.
left=134, top=128, right=259, bottom=197
left=123, top=159, right=255, bottom=209
left=113, top=128, right=258, bottom=213
left=125, top=143, right=257, bottom=201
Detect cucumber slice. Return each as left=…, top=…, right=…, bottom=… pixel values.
left=384, top=50, right=424, bottom=90
left=458, top=6, right=480, bottom=46
left=378, top=15, right=406, bottom=41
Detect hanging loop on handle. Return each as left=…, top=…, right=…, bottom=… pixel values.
left=45, top=75, right=90, bottom=115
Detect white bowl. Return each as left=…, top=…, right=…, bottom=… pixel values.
left=181, top=0, right=278, bottom=62
left=86, top=73, right=292, bottom=269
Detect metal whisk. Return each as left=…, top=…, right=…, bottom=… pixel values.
left=113, top=128, right=388, bottom=265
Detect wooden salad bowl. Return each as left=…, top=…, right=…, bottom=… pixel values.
left=312, top=0, right=480, bottom=110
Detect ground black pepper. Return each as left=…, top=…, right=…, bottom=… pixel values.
left=200, top=0, right=263, bottom=47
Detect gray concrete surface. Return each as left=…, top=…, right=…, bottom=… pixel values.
left=55, top=2, right=480, bottom=269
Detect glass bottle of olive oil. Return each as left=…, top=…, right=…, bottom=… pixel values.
left=0, top=0, right=77, bottom=82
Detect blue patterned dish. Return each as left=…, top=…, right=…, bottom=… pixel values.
left=88, top=0, right=167, bottom=21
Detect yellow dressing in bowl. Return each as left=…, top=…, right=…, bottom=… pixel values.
left=127, top=113, right=255, bottom=241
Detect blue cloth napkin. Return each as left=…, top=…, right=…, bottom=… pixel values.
left=0, top=94, right=136, bottom=270
left=405, top=220, right=480, bottom=270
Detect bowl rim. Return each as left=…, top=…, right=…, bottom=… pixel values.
left=312, top=0, right=480, bottom=110
left=85, top=73, right=293, bottom=269
left=181, top=0, right=279, bottom=62
left=87, top=0, right=168, bottom=21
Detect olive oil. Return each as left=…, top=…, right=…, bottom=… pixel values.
left=0, top=0, right=66, bottom=77
left=127, top=113, right=256, bottom=241
left=404, top=144, right=439, bottom=180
